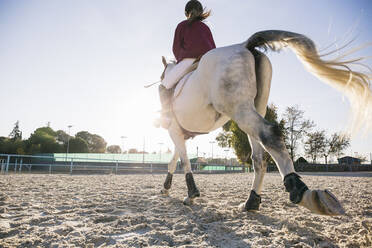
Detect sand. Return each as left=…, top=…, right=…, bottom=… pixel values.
left=0, top=172, right=371, bottom=247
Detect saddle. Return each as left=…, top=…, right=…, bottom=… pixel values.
left=173, top=58, right=200, bottom=99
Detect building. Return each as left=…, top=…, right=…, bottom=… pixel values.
left=337, top=156, right=362, bottom=165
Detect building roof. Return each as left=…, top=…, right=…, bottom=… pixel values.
left=338, top=156, right=361, bottom=161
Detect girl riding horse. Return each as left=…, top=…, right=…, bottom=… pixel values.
left=159, top=0, right=216, bottom=129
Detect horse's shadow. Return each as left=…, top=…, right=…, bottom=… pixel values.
left=134, top=192, right=332, bottom=247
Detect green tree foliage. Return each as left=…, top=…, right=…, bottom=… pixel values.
left=56, top=130, right=70, bottom=145
left=1, top=122, right=25, bottom=154
left=107, top=145, right=122, bottom=154
left=26, top=127, right=64, bottom=154
left=215, top=131, right=232, bottom=149
left=68, top=137, right=89, bottom=153
left=304, top=130, right=326, bottom=163
left=9, top=121, right=22, bottom=140
left=0, top=137, right=7, bottom=153
left=1, top=124, right=111, bottom=155
left=0, top=136, right=26, bottom=154
left=216, top=104, right=284, bottom=165
left=76, top=131, right=107, bottom=153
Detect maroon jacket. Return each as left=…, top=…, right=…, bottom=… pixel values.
left=172, top=20, right=216, bottom=63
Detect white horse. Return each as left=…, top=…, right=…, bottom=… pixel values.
left=159, top=30, right=372, bottom=215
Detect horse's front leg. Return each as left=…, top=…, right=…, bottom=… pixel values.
left=160, top=150, right=179, bottom=196
left=168, top=123, right=200, bottom=205
left=239, top=137, right=267, bottom=211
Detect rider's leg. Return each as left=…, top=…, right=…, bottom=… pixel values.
left=158, top=58, right=196, bottom=129
left=158, top=85, right=174, bottom=128
left=161, top=58, right=196, bottom=89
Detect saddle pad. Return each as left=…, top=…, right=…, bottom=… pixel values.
left=174, top=71, right=193, bottom=98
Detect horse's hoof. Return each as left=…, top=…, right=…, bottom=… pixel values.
left=245, top=190, right=261, bottom=211
left=238, top=203, right=247, bottom=212
left=238, top=191, right=261, bottom=212
left=238, top=203, right=259, bottom=212
left=183, top=197, right=194, bottom=206
left=299, top=189, right=345, bottom=215
left=188, top=189, right=200, bottom=198
left=160, top=189, right=169, bottom=196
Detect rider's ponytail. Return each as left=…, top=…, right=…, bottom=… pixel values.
left=185, top=0, right=211, bottom=23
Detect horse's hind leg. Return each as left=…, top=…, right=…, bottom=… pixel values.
left=241, top=137, right=267, bottom=211
left=167, top=122, right=200, bottom=205
left=233, top=105, right=344, bottom=215
left=160, top=150, right=179, bottom=196
left=243, top=51, right=271, bottom=211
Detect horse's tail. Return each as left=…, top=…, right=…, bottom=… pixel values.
left=245, top=30, right=372, bottom=134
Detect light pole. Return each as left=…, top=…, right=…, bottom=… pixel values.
left=158, top=142, right=164, bottom=162
left=66, top=125, right=73, bottom=161
left=209, top=141, right=216, bottom=160
left=142, top=137, right=145, bottom=164
left=224, top=149, right=229, bottom=164
left=121, top=136, right=127, bottom=158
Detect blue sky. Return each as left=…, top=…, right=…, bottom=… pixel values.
left=0, top=0, right=371, bottom=161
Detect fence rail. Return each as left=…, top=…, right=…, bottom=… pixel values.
left=0, top=154, right=245, bottom=175
left=2, top=154, right=371, bottom=175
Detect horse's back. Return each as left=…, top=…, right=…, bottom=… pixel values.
left=172, top=43, right=257, bottom=132
left=205, top=44, right=257, bottom=115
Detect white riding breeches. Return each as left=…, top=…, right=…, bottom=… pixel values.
left=161, top=58, right=196, bottom=89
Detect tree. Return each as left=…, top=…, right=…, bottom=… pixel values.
left=0, top=136, right=25, bottom=154
left=128, top=148, right=139, bottom=154
left=56, top=130, right=71, bottom=145
left=68, top=137, right=89, bottom=153
left=26, top=127, right=63, bottom=154
left=215, top=104, right=284, bottom=165
left=304, top=130, right=326, bottom=163
left=216, top=130, right=232, bottom=149
left=0, top=137, right=8, bottom=153
left=107, top=145, right=122, bottom=154
left=76, top=131, right=107, bottom=153
left=216, top=120, right=251, bottom=164
left=9, top=121, right=22, bottom=140
left=282, top=105, right=315, bottom=161
left=325, top=133, right=350, bottom=162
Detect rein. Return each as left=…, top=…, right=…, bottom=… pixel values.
left=144, top=80, right=161, bottom=88
left=144, top=63, right=168, bottom=88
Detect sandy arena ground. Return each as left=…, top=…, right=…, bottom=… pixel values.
left=0, top=172, right=371, bottom=247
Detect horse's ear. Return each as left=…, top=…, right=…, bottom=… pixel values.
left=162, top=56, right=167, bottom=67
